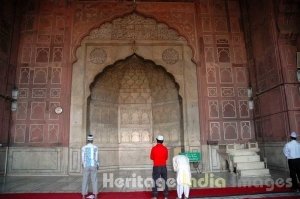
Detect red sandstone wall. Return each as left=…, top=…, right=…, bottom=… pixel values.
left=277, top=0, right=300, bottom=137
left=0, top=0, right=20, bottom=148
left=196, top=0, right=253, bottom=144
left=12, top=0, right=72, bottom=147
left=245, top=0, right=300, bottom=143
left=11, top=0, right=252, bottom=148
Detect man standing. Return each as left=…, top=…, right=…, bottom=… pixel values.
left=173, top=154, right=191, bottom=199
left=82, top=135, right=99, bottom=199
left=150, top=135, right=168, bottom=199
left=283, top=132, right=300, bottom=192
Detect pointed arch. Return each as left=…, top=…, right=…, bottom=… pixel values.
left=69, top=13, right=200, bottom=173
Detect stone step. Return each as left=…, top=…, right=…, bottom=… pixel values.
left=229, top=150, right=257, bottom=156
left=238, top=168, right=270, bottom=177
left=232, top=155, right=260, bottom=163
left=236, top=161, right=265, bottom=170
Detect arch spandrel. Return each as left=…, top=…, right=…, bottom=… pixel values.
left=72, top=4, right=198, bottom=62
left=77, top=13, right=190, bottom=98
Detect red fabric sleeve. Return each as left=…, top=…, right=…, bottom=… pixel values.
left=150, top=147, right=154, bottom=160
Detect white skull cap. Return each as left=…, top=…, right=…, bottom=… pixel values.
left=87, top=135, right=93, bottom=141
left=291, top=132, right=297, bottom=138
left=156, top=135, right=164, bottom=141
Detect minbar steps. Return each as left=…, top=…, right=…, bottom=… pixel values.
left=231, top=149, right=270, bottom=177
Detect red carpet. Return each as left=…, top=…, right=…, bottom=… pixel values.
left=245, top=197, right=299, bottom=199
left=0, top=186, right=295, bottom=199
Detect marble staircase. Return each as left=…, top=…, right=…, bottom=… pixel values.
left=218, top=142, right=270, bottom=177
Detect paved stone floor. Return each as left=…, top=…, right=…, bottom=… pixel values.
left=0, top=170, right=299, bottom=198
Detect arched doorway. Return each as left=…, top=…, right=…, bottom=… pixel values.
left=87, top=55, right=183, bottom=170
left=69, top=13, right=200, bottom=174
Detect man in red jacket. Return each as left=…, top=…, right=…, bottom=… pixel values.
left=150, top=135, right=168, bottom=199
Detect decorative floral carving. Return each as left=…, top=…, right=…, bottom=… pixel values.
left=162, top=48, right=179, bottom=65
left=88, top=14, right=182, bottom=41
left=89, top=48, right=107, bottom=64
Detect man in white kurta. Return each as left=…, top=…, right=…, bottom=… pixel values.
left=283, top=132, right=300, bottom=192
left=82, top=135, right=99, bottom=199
left=173, top=155, right=191, bottom=199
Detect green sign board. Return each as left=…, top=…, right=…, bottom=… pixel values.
left=179, top=151, right=202, bottom=162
